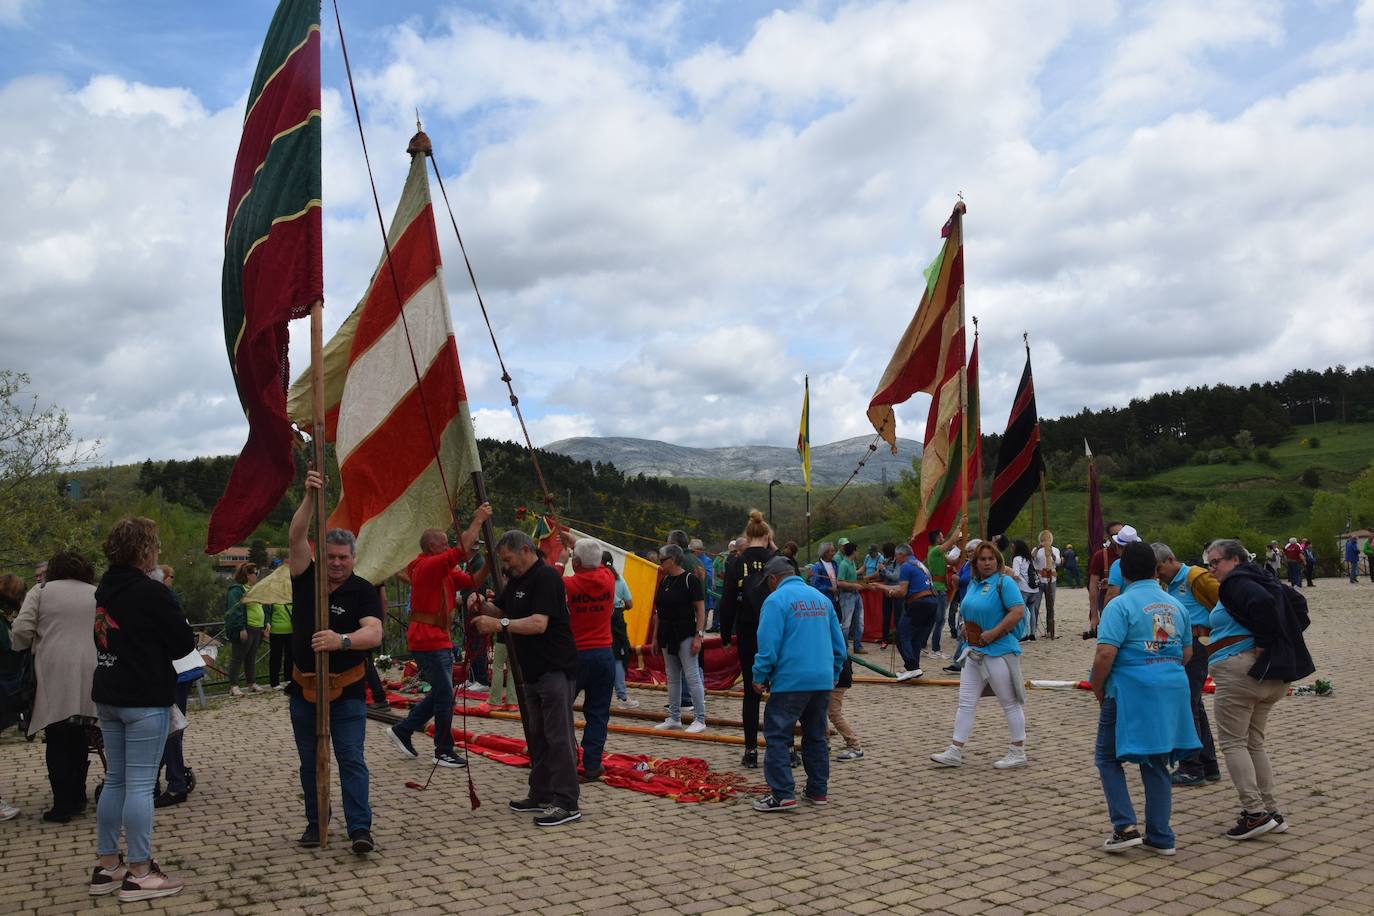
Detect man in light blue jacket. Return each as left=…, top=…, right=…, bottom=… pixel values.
left=751, top=556, right=848, bottom=812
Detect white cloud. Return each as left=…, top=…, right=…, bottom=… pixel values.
left=1, top=1, right=1373, bottom=472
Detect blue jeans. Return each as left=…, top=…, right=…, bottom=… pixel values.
left=614, top=659, right=628, bottom=701
left=897, top=598, right=937, bottom=670
left=1095, top=698, right=1174, bottom=847
left=928, top=591, right=948, bottom=652
left=664, top=637, right=706, bottom=722
left=763, top=690, right=831, bottom=801
left=394, top=648, right=454, bottom=753
left=288, top=692, right=371, bottom=834
left=1286, top=561, right=1302, bottom=588
left=97, top=704, right=170, bottom=863
left=575, top=648, right=615, bottom=772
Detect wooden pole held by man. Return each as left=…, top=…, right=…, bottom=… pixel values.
left=309, top=300, right=331, bottom=847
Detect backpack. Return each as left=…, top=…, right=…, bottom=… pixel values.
left=1279, top=582, right=1311, bottom=632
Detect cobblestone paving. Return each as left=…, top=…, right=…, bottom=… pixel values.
left=1, top=585, right=1370, bottom=915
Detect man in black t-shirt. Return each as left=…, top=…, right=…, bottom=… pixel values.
left=473, top=530, right=581, bottom=827
left=287, top=471, right=384, bottom=854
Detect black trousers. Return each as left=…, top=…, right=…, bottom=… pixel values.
left=524, top=671, right=580, bottom=811
left=364, top=653, right=386, bottom=705
left=736, top=627, right=763, bottom=750
left=1175, top=638, right=1220, bottom=778
left=268, top=633, right=293, bottom=688
left=159, top=682, right=191, bottom=795
left=44, top=720, right=90, bottom=815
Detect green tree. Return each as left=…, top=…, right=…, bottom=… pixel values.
left=0, top=371, right=100, bottom=567
left=1308, top=490, right=1350, bottom=576
left=1348, top=466, right=1374, bottom=528
left=1158, top=501, right=1263, bottom=564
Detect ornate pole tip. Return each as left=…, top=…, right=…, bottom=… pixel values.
left=407, top=130, right=433, bottom=157
left=953, top=199, right=967, bottom=216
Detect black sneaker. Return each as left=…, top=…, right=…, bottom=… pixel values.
left=385, top=726, right=418, bottom=759
left=579, top=768, right=603, bottom=784
left=1267, top=811, right=1288, bottom=834
left=153, top=790, right=187, bottom=808
left=789, top=751, right=802, bottom=769
left=751, top=794, right=798, bottom=813
left=509, top=797, right=548, bottom=813
left=1204, top=772, right=1222, bottom=783
left=533, top=806, right=582, bottom=827
left=350, top=829, right=375, bottom=854
left=943, top=664, right=962, bottom=673
left=1103, top=826, right=1142, bottom=852
left=1225, top=811, right=1277, bottom=840
left=740, top=750, right=758, bottom=769
left=433, top=750, right=466, bottom=769
left=298, top=823, right=320, bottom=848
left=1171, top=771, right=1206, bottom=787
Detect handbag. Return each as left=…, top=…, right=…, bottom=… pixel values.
left=169, top=704, right=188, bottom=734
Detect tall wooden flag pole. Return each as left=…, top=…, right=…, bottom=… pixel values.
left=973, top=317, right=986, bottom=539
left=1027, top=333, right=1049, bottom=534
left=471, top=471, right=534, bottom=750
left=309, top=300, right=330, bottom=847
left=799, top=376, right=812, bottom=561
left=955, top=203, right=969, bottom=555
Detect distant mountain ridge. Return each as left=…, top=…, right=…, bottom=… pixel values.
left=543, top=435, right=922, bottom=486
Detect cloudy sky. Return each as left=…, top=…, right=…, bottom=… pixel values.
left=2, top=0, right=1372, bottom=467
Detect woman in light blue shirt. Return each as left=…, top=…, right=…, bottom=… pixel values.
left=930, top=542, right=1027, bottom=770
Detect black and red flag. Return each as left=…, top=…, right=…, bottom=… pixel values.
left=207, top=0, right=322, bottom=553
left=986, top=348, right=1043, bottom=538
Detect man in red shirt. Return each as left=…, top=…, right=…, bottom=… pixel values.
left=1085, top=520, right=1124, bottom=639
left=385, top=503, right=492, bottom=768
left=561, top=534, right=617, bottom=781
left=1282, top=537, right=1304, bottom=588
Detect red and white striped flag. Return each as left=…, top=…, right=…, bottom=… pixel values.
left=287, top=133, right=480, bottom=583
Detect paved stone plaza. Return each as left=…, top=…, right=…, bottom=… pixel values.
left=1, top=585, right=1370, bottom=915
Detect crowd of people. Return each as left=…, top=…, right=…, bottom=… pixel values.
left=0, top=485, right=1327, bottom=900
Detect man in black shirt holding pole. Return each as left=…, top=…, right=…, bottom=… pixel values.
left=472, top=530, right=581, bottom=826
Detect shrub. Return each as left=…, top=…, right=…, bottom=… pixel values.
left=1308, top=436, right=1321, bottom=448
left=1255, top=447, right=1276, bottom=467
left=1300, top=468, right=1321, bottom=488
left=1266, top=495, right=1293, bottom=517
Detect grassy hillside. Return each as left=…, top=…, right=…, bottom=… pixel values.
left=686, top=421, right=1374, bottom=564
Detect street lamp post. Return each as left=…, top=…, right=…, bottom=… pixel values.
left=768, top=479, right=782, bottom=529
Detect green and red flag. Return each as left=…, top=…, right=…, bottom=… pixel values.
left=867, top=202, right=966, bottom=450
left=207, top=0, right=322, bottom=553
left=986, top=351, right=1044, bottom=537
left=910, top=339, right=979, bottom=552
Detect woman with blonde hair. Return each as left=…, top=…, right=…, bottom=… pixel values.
left=1034, top=530, right=1062, bottom=639
left=89, top=517, right=195, bottom=900
left=930, top=540, right=1029, bottom=770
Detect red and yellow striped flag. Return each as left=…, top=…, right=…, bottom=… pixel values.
left=286, top=133, right=481, bottom=583
left=208, top=0, right=321, bottom=553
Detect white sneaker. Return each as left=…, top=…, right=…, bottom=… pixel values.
left=466, top=681, right=490, bottom=693
left=895, top=669, right=924, bottom=682
left=614, top=698, right=640, bottom=709
left=930, top=745, right=963, bottom=767
left=653, top=718, right=684, bottom=731
left=228, top=687, right=243, bottom=698
left=685, top=719, right=707, bottom=734
left=994, top=747, right=1028, bottom=769
left=0, top=798, right=19, bottom=821
left=248, top=684, right=265, bottom=693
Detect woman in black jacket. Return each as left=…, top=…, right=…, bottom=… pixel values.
left=88, top=517, right=195, bottom=902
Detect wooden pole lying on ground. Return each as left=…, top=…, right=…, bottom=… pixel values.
left=622, top=680, right=744, bottom=699
left=309, top=300, right=331, bottom=848
left=853, top=674, right=963, bottom=687
left=480, top=707, right=763, bottom=747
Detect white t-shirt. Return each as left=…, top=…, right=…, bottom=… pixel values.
left=1011, top=556, right=1038, bottom=595
left=1033, top=546, right=1061, bottom=583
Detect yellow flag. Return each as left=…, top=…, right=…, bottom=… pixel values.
left=797, top=376, right=811, bottom=492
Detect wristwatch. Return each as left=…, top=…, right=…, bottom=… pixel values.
left=696, top=630, right=705, bottom=638
left=340, top=633, right=352, bottom=651
left=500, top=617, right=511, bottom=630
